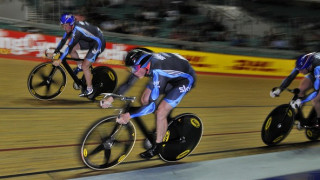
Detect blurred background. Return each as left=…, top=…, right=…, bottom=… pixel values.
left=1, top=0, right=320, bottom=59
left=2, top=1, right=320, bottom=179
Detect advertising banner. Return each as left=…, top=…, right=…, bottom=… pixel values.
left=146, top=46, right=297, bottom=77
left=0, top=29, right=136, bottom=65
left=0, top=29, right=297, bottom=77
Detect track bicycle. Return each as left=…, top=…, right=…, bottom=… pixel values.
left=261, top=88, right=320, bottom=146
left=27, top=48, right=117, bottom=100
left=80, top=93, right=203, bottom=170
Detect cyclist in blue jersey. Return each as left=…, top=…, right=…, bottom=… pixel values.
left=100, top=48, right=196, bottom=159
left=52, top=13, right=106, bottom=97
left=270, top=52, right=320, bottom=128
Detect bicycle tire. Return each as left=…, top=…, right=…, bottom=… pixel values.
left=81, top=116, right=136, bottom=170
left=27, top=62, right=66, bottom=100
left=305, top=128, right=320, bottom=141
left=159, top=113, right=203, bottom=162
left=84, top=66, right=118, bottom=100
left=261, top=104, right=295, bottom=146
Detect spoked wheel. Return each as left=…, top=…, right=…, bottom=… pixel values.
left=81, top=116, right=136, bottom=170
left=159, top=113, right=203, bottom=162
left=85, top=66, right=117, bottom=101
left=261, top=104, right=295, bottom=146
left=27, top=62, right=66, bottom=100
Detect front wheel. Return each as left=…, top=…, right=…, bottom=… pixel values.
left=81, top=116, right=136, bottom=170
left=27, top=62, right=66, bottom=100
left=159, top=113, right=203, bottom=162
left=261, top=104, right=295, bottom=146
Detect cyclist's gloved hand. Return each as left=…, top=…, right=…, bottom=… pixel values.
left=52, top=59, right=61, bottom=67
left=100, top=96, right=114, bottom=108
left=290, top=98, right=302, bottom=109
left=46, top=52, right=56, bottom=59
left=116, top=113, right=131, bottom=124
left=270, top=87, right=281, bottom=98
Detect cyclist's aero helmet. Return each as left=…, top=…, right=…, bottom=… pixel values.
left=125, top=48, right=153, bottom=68
left=60, top=13, right=75, bottom=26
left=295, top=52, right=315, bottom=70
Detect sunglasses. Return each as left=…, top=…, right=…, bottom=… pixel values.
left=130, top=65, right=141, bottom=73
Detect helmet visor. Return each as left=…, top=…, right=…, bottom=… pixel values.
left=130, top=65, right=141, bottom=73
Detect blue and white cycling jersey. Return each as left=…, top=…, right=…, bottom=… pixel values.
left=55, top=21, right=105, bottom=62
left=279, top=54, right=320, bottom=103
left=116, top=52, right=196, bottom=118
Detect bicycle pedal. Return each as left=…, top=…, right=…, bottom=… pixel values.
left=295, top=122, right=302, bottom=130
left=143, top=139, right=152, bottom=150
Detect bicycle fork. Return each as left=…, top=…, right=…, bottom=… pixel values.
left=44, top=65, right=59, bottom=85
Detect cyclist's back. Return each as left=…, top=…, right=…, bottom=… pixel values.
left=149, top=52, right=196, bottom=84
left=72, top=21, right=104, bottom=42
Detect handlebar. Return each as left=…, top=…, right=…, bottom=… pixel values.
left=101, top=93, right=136, bottom=102
left=286, top=88, right=300, bottom=95
left=279, top=88, right=300, bottom=101
left=100, top=93, right=136, bottom=117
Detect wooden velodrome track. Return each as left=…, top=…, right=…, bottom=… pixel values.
left=1, top=56, right=320, bottom=180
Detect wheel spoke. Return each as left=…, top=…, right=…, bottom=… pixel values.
left=32, top=81, right=47, bottom=88
left=109, top=124, right=122, bottom=139
left=45, top=83, right=51, bottom=95
left=88, top=144, right=104, bottom=156
left=104, top=149, right=111, bottom=164
left=38, top=71, right=47, bottom=81
left=51, top=79, right=60, bottom=86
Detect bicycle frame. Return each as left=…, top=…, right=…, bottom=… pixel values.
left=132, top=111, right=185, bottom=145
left=104, top=93, right=175, bottom=144
left=44, top=46, right=86, bottom=88
left=287, top=88, right=317, bottom=124
left=295, top=105, right=316, bottom=122
left=47, top=57, right=86, bottom=89
left=133, top=116, right=155, bottom=143
left=61, top=57, right=84, bottom=87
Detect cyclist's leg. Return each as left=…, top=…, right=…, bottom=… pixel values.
left=299, top=75, right=320, bottom=127
left=71, top=43, right=81, bottom=58
left=312, top=94, right=320, bottom=127
left=140, top=99, right=173, bottom=159
left=297, top=76, right=314, bottom=126
left=155, top=100, right=173, bottom=143
left=308, top=75, right=320, bottom=127
left=141, top=88, right=151, bottom=105
left=81, top=41, right=104, bottom=95
left=71, top=43, right=82, bottom=68
left=82, top=59, right=93, bottom=89
left=140, top=79, right=194, bottom=159
left=157, top=78, right=194, bottom=143
left=298, top=76, right=313, bottom=97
